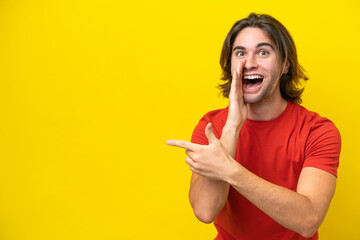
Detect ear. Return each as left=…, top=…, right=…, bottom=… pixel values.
left=282, top=60, right=290, bottom=75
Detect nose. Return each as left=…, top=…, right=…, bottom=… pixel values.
left=244, top=54, right=258, bottom=70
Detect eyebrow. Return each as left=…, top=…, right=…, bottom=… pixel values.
left=232, top=42, right=275, bottom=52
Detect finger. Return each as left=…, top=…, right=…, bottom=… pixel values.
left=185, top=157, right=194, bottom=166
left=236, top=59, right=246, bottom=78
left=230, top=69, right=238, bottom=100
left=236, top=59, right=246, bottom=91
left=189, top=165, right=199, bottom=174
left=230, top=60, right=246, bottom=101
left=205, top=123, right=217, bottom=144
left=185, top=149, right=196, bottom=159
left=189, top=165, right=211, bottom=177
left=186, top=158, right=200, bottom=174
left=167, top=139, right=198, bottom=150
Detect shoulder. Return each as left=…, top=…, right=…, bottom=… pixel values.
left=191, top=107, right=228, bottom=144
left=295, top=104, right=341, bottom=176
left=295, top=104, right=340, bottom=136
left=305, top=111, right=341, bottom=155
left=291, top=103, right=339, bottom=132
left=199, top=107, right=228, bottom=123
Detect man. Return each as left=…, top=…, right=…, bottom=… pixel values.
left=167, top=13, right=341, bottom=240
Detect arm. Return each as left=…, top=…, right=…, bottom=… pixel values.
left=187, top=60, right=247, bottom=223
left=187, top=124, right=241, bottom=223
left=226, top=164, right=336, bottom=238
left=169, top=130, right=337, bottom=237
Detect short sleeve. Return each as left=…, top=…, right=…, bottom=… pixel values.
left=304, top=118, right=341, bottom=177
left=191, top=117, right=210, bottom=145
left=191, top=109, right=227, bottom=145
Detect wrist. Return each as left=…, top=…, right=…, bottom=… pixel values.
left=222, top=122, right=242, bottom=136
left=224, top=159, right=242, bottom=185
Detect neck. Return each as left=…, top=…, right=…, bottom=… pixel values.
left=247, top=97, right=288, bottom=121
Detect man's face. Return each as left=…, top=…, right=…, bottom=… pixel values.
left=231, top=27, right=288, bottom=104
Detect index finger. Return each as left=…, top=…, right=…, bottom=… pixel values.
left=231, top=60, right=246, bottom=94
left=167, top=139, right=199, bottom=151
left=235, top=59, right=246, bottom=88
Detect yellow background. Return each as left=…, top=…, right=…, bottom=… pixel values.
left=0, top=0, right=359, bottom=239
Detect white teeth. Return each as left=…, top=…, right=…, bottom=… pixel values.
left=243, top=75, right=263, bottom=80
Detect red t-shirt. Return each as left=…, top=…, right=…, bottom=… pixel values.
left=191, top=102, right=341, bottom=240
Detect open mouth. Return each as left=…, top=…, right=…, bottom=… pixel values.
left=242, top=74, right=264, bottom=91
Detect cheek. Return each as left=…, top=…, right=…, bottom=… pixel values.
left=268, top=64, right=283, bottom=83
left=262, top=61, right=282, bottom=76
left=270, top=71, right=279, bottom=83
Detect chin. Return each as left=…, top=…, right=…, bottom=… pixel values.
left=243, top=95, right=262, bottom=104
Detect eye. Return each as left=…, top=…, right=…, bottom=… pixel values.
left=258, top=50, right=269, bottom=56
left=235, top=51, right=245, bottom=57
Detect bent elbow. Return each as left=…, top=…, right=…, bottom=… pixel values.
left=193, top=209, right=217, bottom=224
left=299, top=229, right=317, bottom=239
left=298, top=215, right=320, bottom=238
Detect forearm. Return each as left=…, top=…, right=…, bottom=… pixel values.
left=189, top=124, right=240, bottom=223
left=189, top=174, right=229, bottom=223
left=220, top=124, right=241, bottom=158
left=226, top=164, right=332, bottom=238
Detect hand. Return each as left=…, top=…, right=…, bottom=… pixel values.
left=227, top=60, right=248, bottom=128
left=167, top=123, right=238, bottom=181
